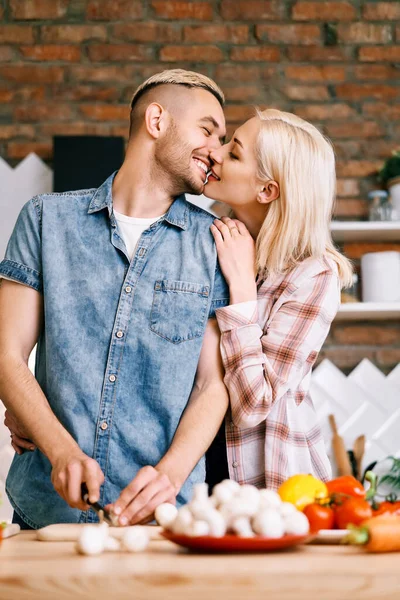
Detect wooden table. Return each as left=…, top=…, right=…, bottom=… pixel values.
left=1, top=532, right=400, bottom=600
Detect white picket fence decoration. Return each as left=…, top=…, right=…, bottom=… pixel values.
left=0, top=154, right=53, bottom=260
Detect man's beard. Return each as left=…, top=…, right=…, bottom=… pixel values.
left=153, top=121, right=204, bottom=197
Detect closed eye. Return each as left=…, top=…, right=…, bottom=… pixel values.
left=229, top=152, right=238, bottom=160
left=202, top=127, right=211, bottom=135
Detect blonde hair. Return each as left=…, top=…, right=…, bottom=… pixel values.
left=254, top=108, right=353, bottom=288
left=130, top=69, right=225, bottom=110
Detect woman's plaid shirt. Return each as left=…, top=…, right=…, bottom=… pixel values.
left=215, top=256, right=340, bottom=490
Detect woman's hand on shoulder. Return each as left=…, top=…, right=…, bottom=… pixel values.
left=211, top=216, right=257, bottom=303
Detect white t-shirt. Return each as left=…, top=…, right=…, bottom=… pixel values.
left=114, top=210, right=165, bottom=260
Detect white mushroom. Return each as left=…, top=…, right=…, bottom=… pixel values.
left=252, top=509, right=284, bottom=538
left=192, top=483, right=209, bottom=503
left=154, top=503, right=178, bottom=529
left=283, top=511, right=310, bottom=536
left=104, top=536, right=121, bottom=551
left=206, top=508, right=227, bottom=537
left=230, top=516, right=254, bottom=538
left=121, top=526, right=150, bottom=552
left=211, top=480, right=240, bottom=506
left=189, top=498, right=215, bottom=521
left=75, top=523, right=109, bottom=556
left=172, top=506, right=193, bottom=535
left=259, top=489, right=282, bottom=510
left=280, top=502, right=298, bottom=518
left=188, top=520, right=210, bottom=537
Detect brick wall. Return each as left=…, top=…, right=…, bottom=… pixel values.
left=0, top=0, right=399, bottom=371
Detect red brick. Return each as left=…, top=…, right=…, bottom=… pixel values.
left=333, top=141, right=362, bottom=159
left=0, top=65, right=64, bottom=83
left=223, top=105, right=256, bottom=122
left=343, top=242, right=400, bottom=259
left=336, top=160, right=382, bottom=177
left=362, top=103, right=400, bottom=120
left=10, top=0, right=69, bottom=19
left=215, top=64, right=276, bottom=82
left=336, top=83, right=398, bottom=101
left=40, top=25, right=107, bottom=43
left=338, top=23, right=392, bottom=44
left=0, top=124, right=36, bottom=139
left=69, top=65, right=138, bottom=83
left=224, top=86, right=261, bottom=102
left=376, top=349, right=400, bottom=368
left=284, top=85, right=330, bottom=101
left=354, top=65, right=399, bottom=81
left=0, top=47, right=14, bottom=62
left=327, top=121, right=383, bottom=138
left=0, top=85, right=45, bottom=103
left=79, top=104, right=129, bottom=121
left=230, top=46, right=280, bottom=62
left=184, top=25, right=248, bottom=44
left=285, top=66, right=346, bottom=82
left=332, top=325, right=400, bottom=346
left=20, top=46, right=81, bottom=62
left=39, top=122, right=113, bottom=136
left=88, top=44, right=154, bottom=62
left=7, top=142, right=52, bottom=160
left=287, top=46, right=352, bottom=61
left=336, top=179, right=360, bottom=197
left=0, top=26, right=35, bottom=44
left=160, top=45, right=223, bottom=62
left=294, top=104, right=355, bottom=120
left=334, top=199, right=368, bottom=218
left=317, top=348, right=376, bottom=369
left=86, top=0, right=143, bottom=20
left=256, top=24, right=321, bottom=45
left=14, top=104, right=73, bottom=122
left=151, top=1, right=213, bottom=20
left=113, top=23, right=181, bottom=43
left=363, top=3, right=400, bottom=20
left=50, top=85, right=120, bottom=102
left=220, top=1, right=284, bottom=20
left=359, top=47, right=400, bottom=62
left=292, top=2, right=356, bottom=21
left=361, top=140, right=400, bottom=159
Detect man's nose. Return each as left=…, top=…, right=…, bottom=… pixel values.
left=209, top=149, right=223, bottom=164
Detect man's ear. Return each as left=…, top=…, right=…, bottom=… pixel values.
left=144, top=102, right=168, bottom=139
left=257, top=180, right=280, bottom=205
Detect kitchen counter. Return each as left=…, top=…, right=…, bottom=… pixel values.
left=1, top=532, right=400, bottom=600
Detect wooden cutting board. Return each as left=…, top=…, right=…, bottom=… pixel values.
left=36, top=523, right=163, bottom=542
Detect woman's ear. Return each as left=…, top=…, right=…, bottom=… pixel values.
left=257, top=180, right=280, bottom=205
left=144, top=102, right=167, bottom=139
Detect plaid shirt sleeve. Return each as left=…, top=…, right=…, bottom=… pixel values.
left=215, top=269, right=340, bottom=429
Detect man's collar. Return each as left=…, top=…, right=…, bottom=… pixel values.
left=88, top=172, right=189, bottom=230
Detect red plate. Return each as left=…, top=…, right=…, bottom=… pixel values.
left=161, top=530, right=313, bottom=553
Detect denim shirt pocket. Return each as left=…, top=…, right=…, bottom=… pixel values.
left=150, top=279, right=210, bottom=344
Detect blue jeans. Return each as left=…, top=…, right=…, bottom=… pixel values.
left=12, top=511, right=34, bottom=530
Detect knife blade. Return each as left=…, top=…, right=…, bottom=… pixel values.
left=81, top=483, right=118, bottom=526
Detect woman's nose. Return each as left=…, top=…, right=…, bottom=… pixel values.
left=210, top=149, right=223, bottom=164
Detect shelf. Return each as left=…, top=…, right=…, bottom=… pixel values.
left=330, top=221, right=400, bottom=242
left=336, top=302, right=400, bottom=321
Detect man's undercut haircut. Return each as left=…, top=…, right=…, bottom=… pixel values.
left=131, top=69, right=225, bottom=111
left=129, top=69, right=225, bottom=135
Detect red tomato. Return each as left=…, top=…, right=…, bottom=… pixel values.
left=373, top=501, right=400, bottom=517
left=303, top=503, right=335, bottom=533
left=334, top=497, right=373, bottom=529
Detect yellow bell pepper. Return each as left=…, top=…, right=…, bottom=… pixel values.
left=278, top=474, right=328, bottom=511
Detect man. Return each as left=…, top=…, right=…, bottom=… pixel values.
left=0, top=70, right=230, bottom=529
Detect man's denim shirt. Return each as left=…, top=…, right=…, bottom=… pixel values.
left=0, top=173, right=228, bottom=529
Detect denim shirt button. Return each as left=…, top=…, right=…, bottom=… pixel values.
left=100, top=421, right=108, bottom=431
left=116, top=330, right=124, bottom=338
left=125, top=286, right=132, bottom=293
left=109, top=374, right=116, bottom=382
left=232, top=461, right=238, bottom=468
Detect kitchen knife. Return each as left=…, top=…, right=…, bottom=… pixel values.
left=81, top=483, right=118, bottom=526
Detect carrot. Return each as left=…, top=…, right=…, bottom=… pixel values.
left=344, top=514, right=400, bottom=553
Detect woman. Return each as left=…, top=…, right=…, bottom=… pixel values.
left=205, top=109, right=352, bottom=490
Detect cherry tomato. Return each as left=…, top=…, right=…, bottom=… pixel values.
left=303, top=503, right=335, bottom=533
left=373, top=501, right=400, bottom=517
left=334, top=497, right=373, bottom=529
